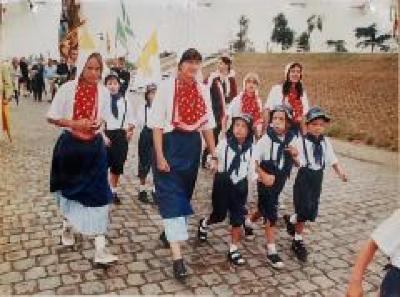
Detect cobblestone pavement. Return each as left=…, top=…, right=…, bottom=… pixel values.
left=0, top=97, right=399, bottom=296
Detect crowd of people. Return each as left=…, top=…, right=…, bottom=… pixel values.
left=1, top=46, right=397, bottom=297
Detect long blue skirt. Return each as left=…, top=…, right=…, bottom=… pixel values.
left=153, top=130, right=201, bottom=219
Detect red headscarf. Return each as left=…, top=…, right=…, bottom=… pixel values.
left=286, top=85, right=303, bottom=123
left=241, top=92, right=262, bottom=126
left=71, top=80, right=98, bottom=140
left=172, top=78, right=208, bottom=131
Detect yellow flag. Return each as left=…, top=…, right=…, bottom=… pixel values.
left=79, top=25, right=96, bottom=51
left=136, top=30, right=159, bottom=77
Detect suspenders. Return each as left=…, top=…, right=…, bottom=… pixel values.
left=120, top=98, right=127, bottom=129
left=302, top=136, right=326, bottom=170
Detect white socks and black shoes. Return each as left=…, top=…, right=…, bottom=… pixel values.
left=94, top=235, right=118, bottom=265
left=228, top=245, right=245, bottom=266
left=266, top=244, right=284, bottom=269
left=61, top=219, right=75, bottom=246
left=243, top=217, right=256, bottom=240
left=197, top=218, right=209, bottom=242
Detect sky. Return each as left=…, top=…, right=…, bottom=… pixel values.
left=0, top=0, right=397, bottom=59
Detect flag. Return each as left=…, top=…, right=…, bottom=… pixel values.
left=136, top=30, right=161, bottom=87
left=106, top=32, right=112, bottom=54
left=115, top=0, right=134, bottom=52
left=79, top=25, right=96, bottom=51
left=1, top=101, right=11, bottom=142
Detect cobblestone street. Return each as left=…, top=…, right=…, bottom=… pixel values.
left=0, top=97, right=398, bottom=296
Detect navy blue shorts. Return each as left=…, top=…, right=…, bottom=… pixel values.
left=381, top=266, right=400, bottom=297
left=293, top=167, right=323, bottom=222
left=208, top=173, right=248, bottom=227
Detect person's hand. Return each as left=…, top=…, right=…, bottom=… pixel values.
left=126, top=130, right=134, bottom=142
left=209, top=158, right=218, bottom=173
left=103, top=135, right=111, bottom=147
left=285, top=145, right=299, bottom=158
left=258, top=171, right=275, bottom=187
left=346, top=280, right=363, bottom=297
left=157, top=155, right=170, bottom=172
left=72, top=119, right=95, bottom=132
left=338, top=171, right=348, bottom=182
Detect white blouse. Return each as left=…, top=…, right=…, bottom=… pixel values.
left=256, top=133, right=301, bottom=170
left=136, top=102, right=152, bottom=132
left=147, top=77, right=215, bottom=133
left=104, top=97, right=136, bottom=131
left=47, top=80, right=111, bottom=128
left=264, top=84, right=309, bottom=115
left=216, top=138, right=257, bottom=184
left=298, top=136, right=338, bottom=170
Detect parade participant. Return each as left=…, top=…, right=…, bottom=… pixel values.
left=148, top=48, right=216, bottom=281
left=227, top=72, right=263, bottom=139
left=47, top=52, right=118, bottom=265
left=103, top=73, right=135, bottom=204
left=247, top=105, right=300, bottom=269
left=347, top=209, right=400, bottom=297
left=31, top=59, right=45, bottom=102
left=283, top=107, right=347, bottom=262
left=264, top=62, right=309, bottom=135
left=136, top=83, right=157, bottom=203
left=111, top=57, right=130, bottom=96
left=201, top=55, right=237, bottom=168
left=11, top=58, right=20, bottom=105
left=1, top=60, right=13, bottom=141
left=197, top=113, right=256, bottom=266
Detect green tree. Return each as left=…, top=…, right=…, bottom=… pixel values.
left=297, top=32, right=310, bottom=52
left=355, top=23, right=392, bottom=52
left=233, top=15, right=250, bottom=52
left=326, top=40, right=348, bottom=52
left=271, top=13, right=295, bottom=51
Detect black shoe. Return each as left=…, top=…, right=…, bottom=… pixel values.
left=283, top=214, right=295, bottom=237
left=228, top=249, right=246, bottom=266
left=173, top=258, right=188, bottom=281
left=159, top=231, right=170, bottom=249
left=243, top=223, right=255, bottom=240
left=197, top=218, right=208, bottom=242
left=138, top=191, right=150, bottom=203
left=266, top=253, right=284, bottom=269
left=113, top=192, right=121, bottom=205
left=292, top=239, right=308, bottom=262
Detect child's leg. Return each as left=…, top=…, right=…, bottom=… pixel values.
left=94, top=234, right=118, bottom=264
left=109, top=172, right=120, bottom=193
left=264, top=221, right=276, bottom=252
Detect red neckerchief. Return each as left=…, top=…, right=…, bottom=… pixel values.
left=71, top=80, right=98, bottom=140
left=172, top=78, right=208, bottom=131
left=286, top=85, right=303, bottom=123
left=241, top=92, right=262, bottom=125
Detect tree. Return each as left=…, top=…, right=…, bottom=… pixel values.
left=271, top=13, right=295, bottom=51
left=326, top=40, right=348, bottom=52
left=232, top=15, right=251, bottom=52
left=355, top=23, right=392, bottom=52
left=297, top=32, right=310, bottom=52
left=296, top=14, right=323, bottom=52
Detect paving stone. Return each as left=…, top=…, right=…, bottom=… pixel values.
left=25, top=267, right=47, bottom=280
left=0, top=272, right=23, bottom=285
left=140, top=283, right=162, bottom=295
left=14, top=280, right=38, bottom=294
left=80, top=281, right=106, bottom=294
left=38, top=276, right=61, bottom=291
left=126, top=273, right=146, bottom=286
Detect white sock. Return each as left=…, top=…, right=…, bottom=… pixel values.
left=267, top=243, right=277, bottom=255
left=201, top=218, right=208, bottom=228
left=290, top=214, right=297, bottom=224
left=62, top=219, right=71, bottom=230
left=139, top=184, right=146, bottom=192
left=229, top=244, right=238, bottom=253
left=152, top=186, right=156, bottom=193
left=94, top=235, right=106, bottom=251
left=111, top=186, right=117, bottom=194
left=294, top=233, right=303, bottom=241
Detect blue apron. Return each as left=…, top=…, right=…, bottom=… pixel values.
left=50, top=130, right=112, bottom=207
left=153, top=130, right=202, bottom=219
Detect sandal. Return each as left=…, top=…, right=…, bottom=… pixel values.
left=227, top=249, right=246, bottom=266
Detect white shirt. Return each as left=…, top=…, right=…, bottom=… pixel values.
left=264, top=84, right=309, bottom=115
left=136, top=102, right=152, bottom=132
left=216, top=138, right=257, bottom=184
left=47, top=81, right=111, bottom=128
left=298, top=136, right=338, bottom=170
left=104, top=96, right=136, bottom=130
left=256, top=132, right=300, bottom=170
left=148, top=77, right=215, bottom=133
left=371, top=209, right=400, bottom=268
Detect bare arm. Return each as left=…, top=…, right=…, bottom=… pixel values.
left=202, top=129, right=216, bottom=157
left=153, top=127, right=170, bottom=172
left=346, top=239, right=378, bottom=297
left=333, top=162, right=348, bottom=182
